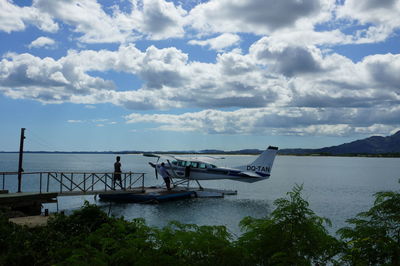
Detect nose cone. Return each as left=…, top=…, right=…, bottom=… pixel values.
left=149, top=162, right=156, bottom=168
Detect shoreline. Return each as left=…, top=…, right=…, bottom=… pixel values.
left=1, top=151, right=399, bottom=158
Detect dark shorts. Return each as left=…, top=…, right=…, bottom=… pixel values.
left=114, top=173, right=121, bottom=180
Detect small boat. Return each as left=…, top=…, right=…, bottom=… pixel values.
left=98, top=190, right=196, bottom=203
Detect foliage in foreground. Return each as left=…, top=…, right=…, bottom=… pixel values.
left=1, top=182, right=399, bottom=265
left=238, top=184, right=341, bottom=265
left=338, top=181, right=400, bottom=265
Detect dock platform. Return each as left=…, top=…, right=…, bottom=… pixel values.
left=98, top=186, right=237, bottom=203
left=1, top=170, right=238, bottom=218
left=0, top=192, right=58, bottom=216
left=98, top=189, right=195, bottom=203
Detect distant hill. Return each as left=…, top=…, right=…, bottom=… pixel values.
left=279, top=130, right=400, bottom=156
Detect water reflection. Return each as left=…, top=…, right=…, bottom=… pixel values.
left=105, top=197, right=272, bottom=236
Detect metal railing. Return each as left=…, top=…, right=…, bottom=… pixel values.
left=1, top=171, right=146, bottom=195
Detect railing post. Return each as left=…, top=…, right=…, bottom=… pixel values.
left=2, top=173, right=4, bottom=190
left=39, top=172, right=42, bottom=194
left=83, top=173, right=86, bottom=192
left=47, top=173, right=50, bottom=192
left=70, top=173, right=73, bottom=191
left=91, top=174, right=94, bottom=191
left=141, top=173, right=145, bottom=192
left=60, top=173, right=63, bottom=193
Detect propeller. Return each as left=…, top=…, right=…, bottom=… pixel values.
left=148, top=162, right=159, bottom=179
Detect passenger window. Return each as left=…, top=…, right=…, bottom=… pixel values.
left=199, top=163, right=207, bottom=169
left=172, top=161, right=177, bottom=165
left=191, top=162, right=199, bottom=168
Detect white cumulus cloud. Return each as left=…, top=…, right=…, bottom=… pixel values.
left=1, top=0, right=400, bottom=138
left=125, top=107, right=400, bottom=136
left=337, top=0, right=400, bottom=43
left=187, top=0, right=332, bottom=35
left=0, top=0, right=58, bottom=33
left=28, top=36, right=56, bottom=49
left=188, top=33, right=240, bottom=51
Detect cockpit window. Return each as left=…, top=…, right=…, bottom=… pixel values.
left=177, top=160, right=214, bottom=168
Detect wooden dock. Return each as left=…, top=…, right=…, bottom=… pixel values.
left=0, top=171, right=237, bottom=218
left=1, top=130, right=237, bottom=222
left=0, top=171, right=147, bottom=216
left=0, top=192, right=58, bottom=216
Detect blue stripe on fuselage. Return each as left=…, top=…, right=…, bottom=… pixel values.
left=162, top=165, right=270, bottom=178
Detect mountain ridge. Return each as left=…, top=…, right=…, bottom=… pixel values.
left=279, top=130, right=400, bottom=155
left=1, top=131, right=399, bottom=156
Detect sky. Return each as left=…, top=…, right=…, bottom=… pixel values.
left=0, top=0, right=399, bottom=152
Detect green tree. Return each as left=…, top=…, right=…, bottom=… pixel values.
left=237, top=184, right=341, bottom=265
left=152, top=221, right=238, bottom=266
left=0, top=214, right=39, bottom=265
left=338, top=181, right=400, bottom=265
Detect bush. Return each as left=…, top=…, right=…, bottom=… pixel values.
left=4, top=183, right=399, bottom=265
left=237, top=184, right=341, bottom=265
left=0, top=202, right=241, bottom=265
left=338, top=180, right=400, bottom=265
left=152, top=221, right=237, bottom=266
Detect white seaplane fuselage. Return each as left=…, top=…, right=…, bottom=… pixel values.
left=148, top=146, right=279, bottom=183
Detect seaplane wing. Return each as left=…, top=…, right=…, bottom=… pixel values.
left=144, top=153, right=224, bottom=164
left=143, top=153, right=180, bottom=162
left=143, top=153, right=176, bottom=159
left=145, top=146, right=279, bottom=184
left=142, top=153, right=161, bottom=158
left=173, top=155, right=224, bottom=164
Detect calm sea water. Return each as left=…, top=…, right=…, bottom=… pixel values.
left=1, top=153, right=399, bottom=235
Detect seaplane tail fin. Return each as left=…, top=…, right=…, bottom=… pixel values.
left=238, top=146, right=278, bottom=176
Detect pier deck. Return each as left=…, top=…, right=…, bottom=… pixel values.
left=1, top=171, right=237, bottom=216
left=97, top=186, right=237, bottom=203
left=0, top=192, right=58, bottom=216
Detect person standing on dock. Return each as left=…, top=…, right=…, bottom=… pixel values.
left=159, top=163, right=171, bottom=190
left=113, top=156, right=123, bottom=189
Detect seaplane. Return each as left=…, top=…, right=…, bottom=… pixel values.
left=144, top=146, right=278, bottom=189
